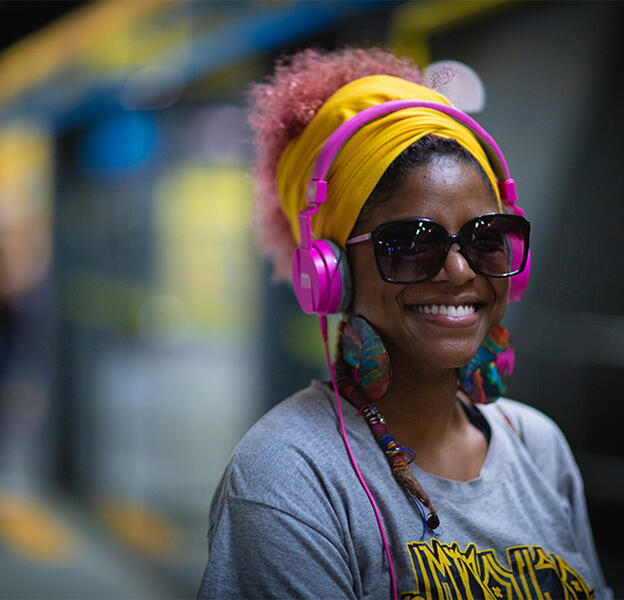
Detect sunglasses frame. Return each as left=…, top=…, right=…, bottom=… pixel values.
left=346, top=213, right=530, bottom=284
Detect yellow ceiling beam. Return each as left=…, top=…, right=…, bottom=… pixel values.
left=390, top=0, right=518, bottom=68
left=0, top=0, right=174, bottom=107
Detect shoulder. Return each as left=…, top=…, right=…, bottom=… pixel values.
left=245, top=379, right=338, bottom=439
left=215, top=380, right=348, bottom=509
left=202, top=384, right=365, bottom=599
left=483, top=398, right=582, bottom=495
left=207, top=380, right=360, bottom=559
left=491, top=397, right=569, bottom=451
left=236, top=379, right=341, bottom=468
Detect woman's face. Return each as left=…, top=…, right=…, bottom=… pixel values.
left=348, top=155, right=509, bottom=375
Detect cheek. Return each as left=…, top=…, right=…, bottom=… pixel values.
left=351, top=271, right=384, bottom=317
left=349, top=252, right=394, bottom=322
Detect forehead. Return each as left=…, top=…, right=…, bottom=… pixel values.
left=358, top=157, right=498, bottom=234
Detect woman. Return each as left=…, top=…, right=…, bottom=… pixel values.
left=198, top=48, right=610, bottom=599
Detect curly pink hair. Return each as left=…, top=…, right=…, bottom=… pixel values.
left=247, top=47, right=422, bottom=282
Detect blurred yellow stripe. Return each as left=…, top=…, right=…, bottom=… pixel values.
left=0, top=0, right=173, bottom=107
left=393, top=0, right=515, bottom=33
left=391, top=0, right=518, bottom=68
left=0, top=491, right=74, bottom=561
left=97, top=499, right=176, bottom=558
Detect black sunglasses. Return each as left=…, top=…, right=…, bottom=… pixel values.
left=346, top=213, right=530, bottom=284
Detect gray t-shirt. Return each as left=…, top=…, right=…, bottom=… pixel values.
left=198, top=380, right=611, bottom=599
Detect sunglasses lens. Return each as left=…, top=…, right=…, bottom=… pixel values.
left=374, top=221, right=447, bottom=282
left=463, top=215, right=528, bottom=276
left=370, top=215, right=529, bottom=283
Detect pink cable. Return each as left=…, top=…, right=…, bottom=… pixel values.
left=319, top=316, right=398, bottom=600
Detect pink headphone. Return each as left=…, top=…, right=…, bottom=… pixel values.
left=292, top=100, right=530, bottom=316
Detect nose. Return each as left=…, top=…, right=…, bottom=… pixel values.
left=431, top=244, right=476, bottom=285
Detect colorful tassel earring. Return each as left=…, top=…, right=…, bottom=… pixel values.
left=339, top=314, right=391, bottom=403
left=458, top=325, right=515, bottom=405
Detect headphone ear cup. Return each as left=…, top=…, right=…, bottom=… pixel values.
left=503, top=201, right=530, bottom=304
left=324, top=240, right=353, bottom=313
left=292, top=239, right=352, bottom=316
left=508, top=252, right=530, bottom=304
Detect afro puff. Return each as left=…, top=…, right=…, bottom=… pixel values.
left=247, top=47, right=422, bottom=282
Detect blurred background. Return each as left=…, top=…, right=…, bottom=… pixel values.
left=0, top=0, right=621, bottom=598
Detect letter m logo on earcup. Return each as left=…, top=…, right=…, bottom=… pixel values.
left=300, top=272, right=311, bottom=289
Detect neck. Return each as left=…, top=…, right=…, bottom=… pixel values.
left=373, top=350, right=464, bottom=455
left=333, top=318, right=489, bottom=481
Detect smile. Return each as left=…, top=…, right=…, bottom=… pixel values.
left=413, top=304, right=476, bottom=317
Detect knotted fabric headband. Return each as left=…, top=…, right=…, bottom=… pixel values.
left=276, top=74, right=502, bottom=249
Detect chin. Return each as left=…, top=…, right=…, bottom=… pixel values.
left=400, top=339, right=483, bottom=373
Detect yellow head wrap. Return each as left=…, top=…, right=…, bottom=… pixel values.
left=276, top=74, right=501, bottom=249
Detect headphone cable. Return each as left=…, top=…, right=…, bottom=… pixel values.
left=319, top=316, right=398, bottom=600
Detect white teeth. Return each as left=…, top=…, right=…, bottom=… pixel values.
left=415, top=304, right=476, bottom=316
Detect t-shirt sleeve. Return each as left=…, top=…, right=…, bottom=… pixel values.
left=565, top=470, right=613, bottom=599
left=197, top=392, right=361, bottom=600
left=500, top=400, right=613, bottom=599
left=549, top=433, right=613, bottom=599
left=197, top=494, right=356, bottom=599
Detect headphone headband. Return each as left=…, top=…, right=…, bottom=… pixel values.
left=311, top=100, right=512, bottom=184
